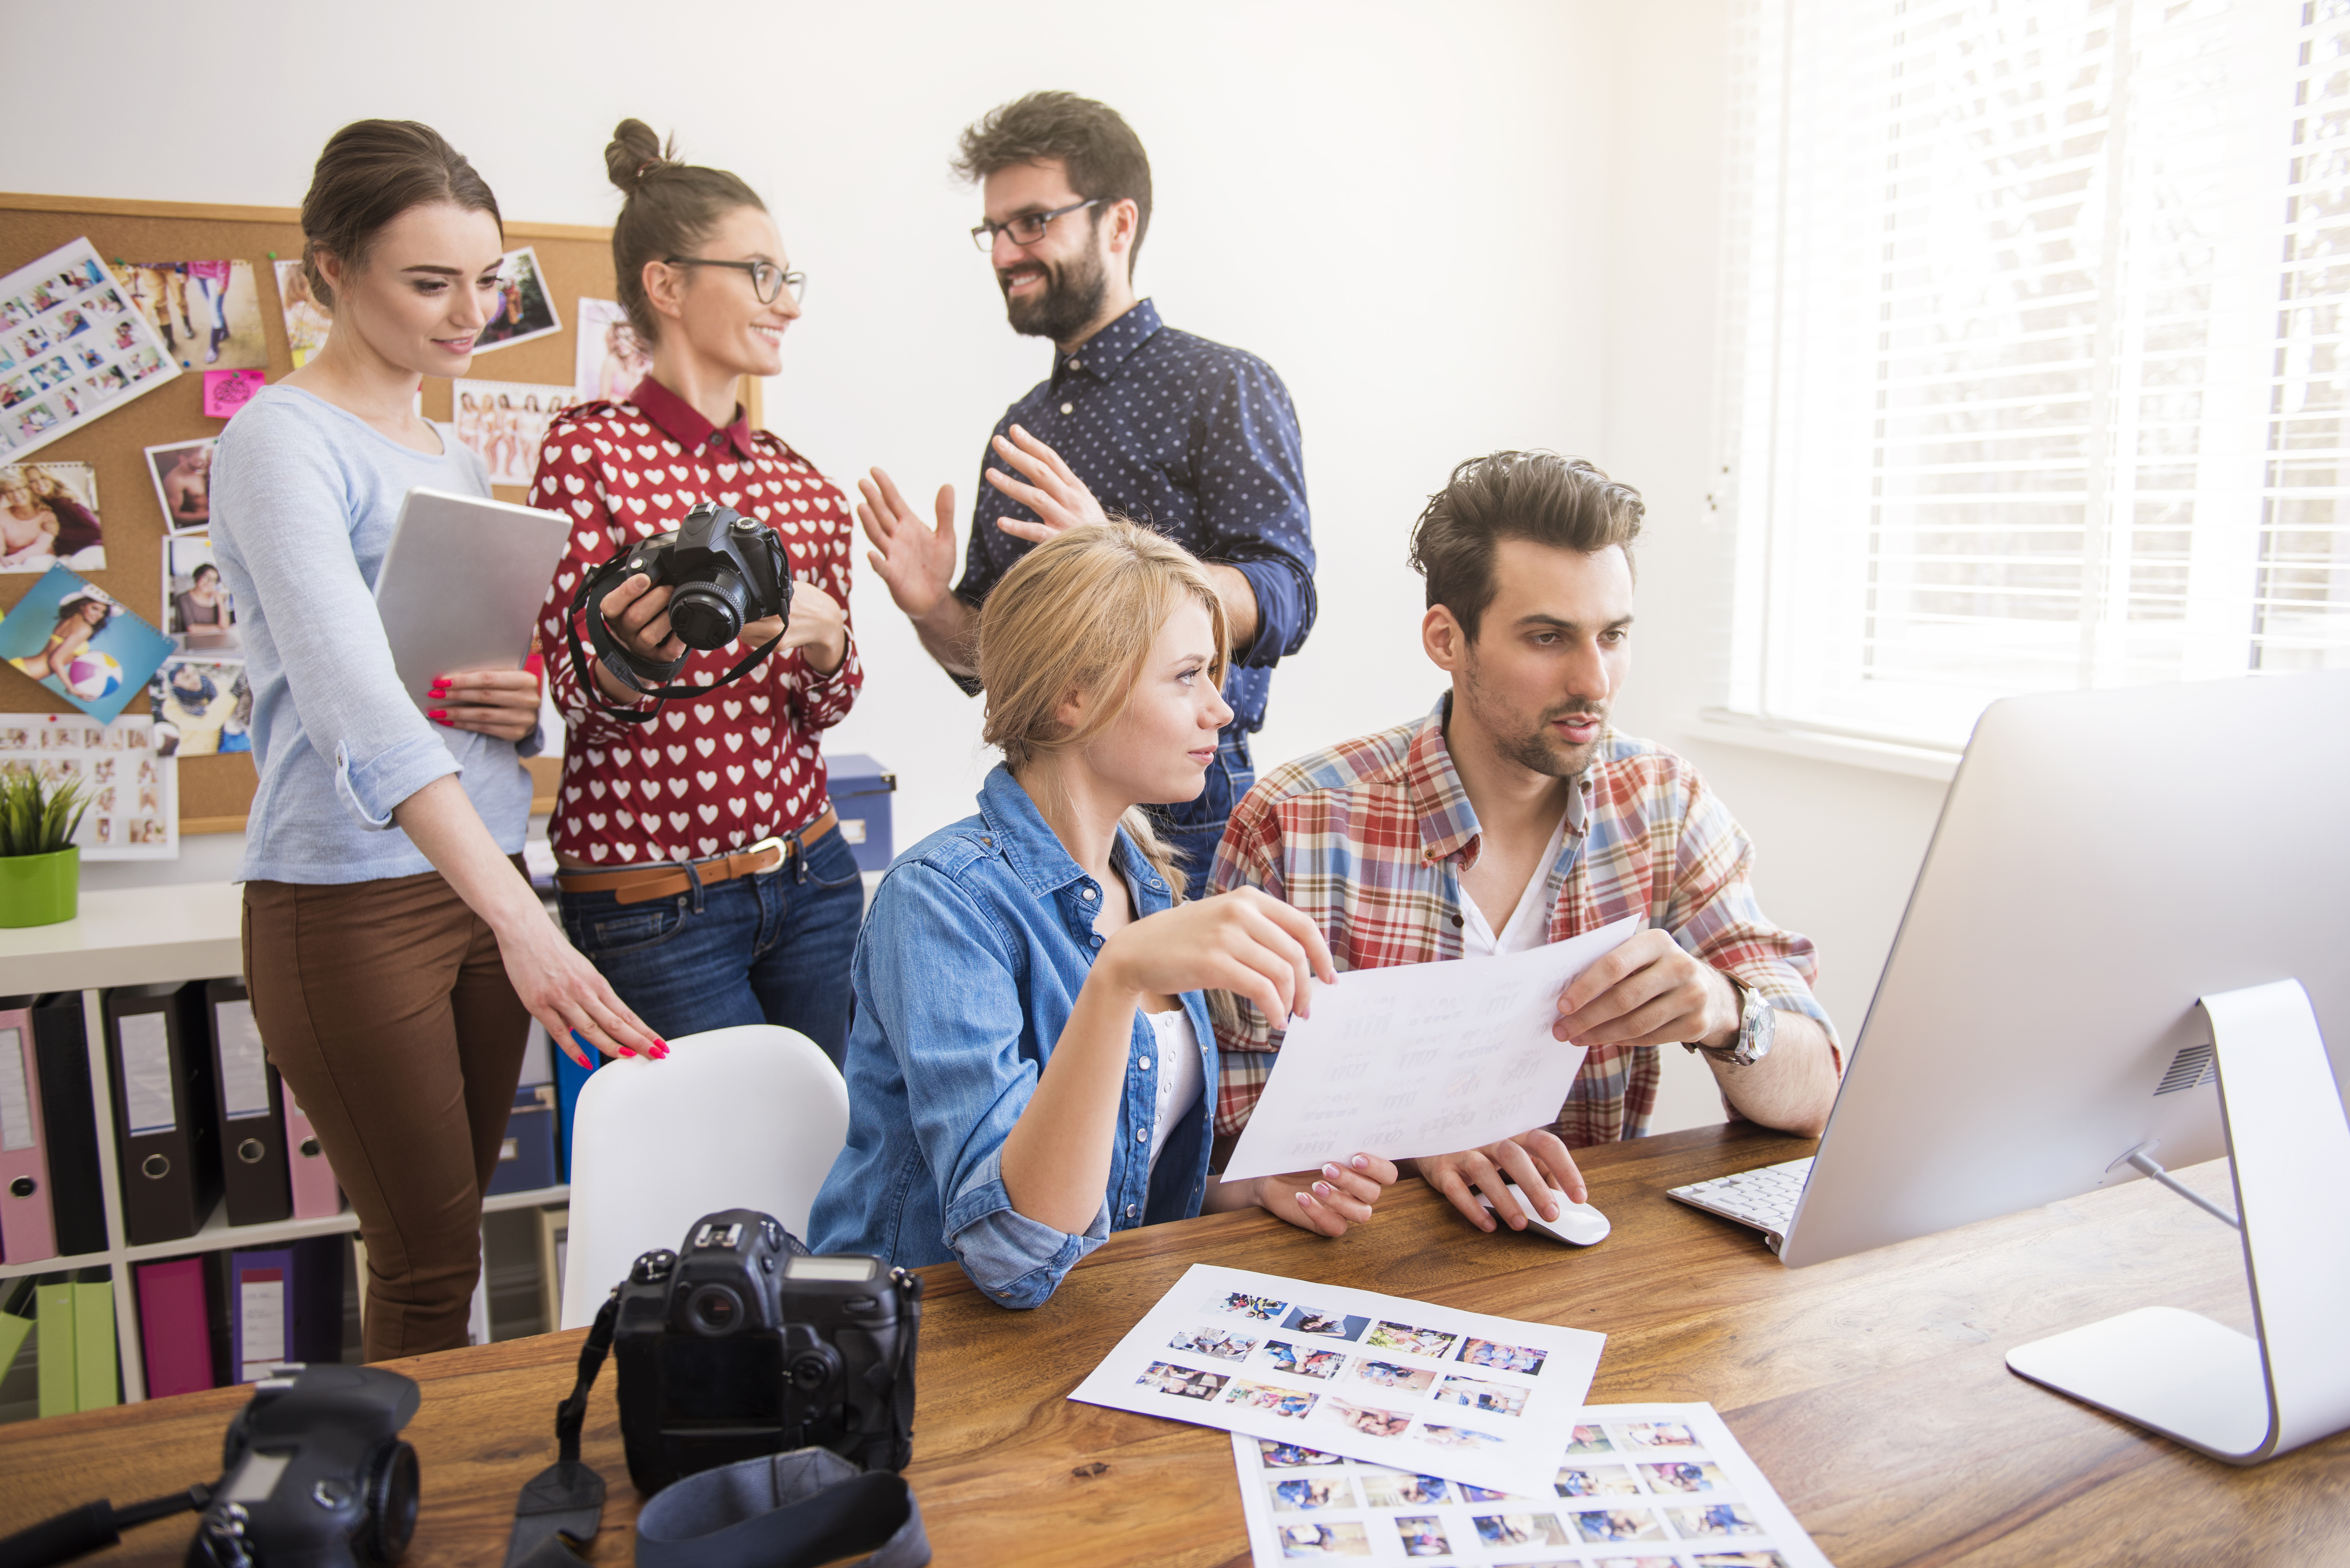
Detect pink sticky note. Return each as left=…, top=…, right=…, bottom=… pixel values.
left=203, top=368, right=265, bottom=419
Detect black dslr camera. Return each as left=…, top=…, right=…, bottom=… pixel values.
left=564, top=500, right=794, bottom=722
left=613, top=1210, right=921, bottom=1495
left=189, top=1365, right=422, bottom=1568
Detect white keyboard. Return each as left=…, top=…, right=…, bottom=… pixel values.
left=1666, top=1157, right=1815, bottom=1254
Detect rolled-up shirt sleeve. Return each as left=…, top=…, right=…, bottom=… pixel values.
left=1193, top=358, right=1315, bottom=668
left=860, top=864, right=1107, bottom=1305
left=210, top=402, right=455, bottom=830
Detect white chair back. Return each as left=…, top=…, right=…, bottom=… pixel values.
left=558, top=1024, right=849, bottom=1329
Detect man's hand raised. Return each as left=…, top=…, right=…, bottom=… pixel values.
left=857, top=467, right=959, bottom=622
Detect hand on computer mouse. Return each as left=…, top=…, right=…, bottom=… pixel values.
left=1416, top=1129, right=1586, bottom=1233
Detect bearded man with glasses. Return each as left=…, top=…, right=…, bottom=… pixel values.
left=857, top=90, right=1317, bottom=898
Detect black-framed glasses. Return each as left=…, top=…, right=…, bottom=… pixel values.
left=969, top=197, right=1101, bottom=252
left=661, top=257, right=806, bottom=305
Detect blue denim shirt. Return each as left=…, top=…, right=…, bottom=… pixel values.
left=807, top=765, right=1217, bottom=1306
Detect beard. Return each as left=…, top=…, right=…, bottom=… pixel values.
left=1461, top=652, right=1611, bottom=779
left=1000, top=241, right=1110, bottom=343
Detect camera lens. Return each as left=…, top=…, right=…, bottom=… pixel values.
left=668, top=579, right=749, bottom=650
left=686, top=1283, right=745, bottom=1336
left=358, top=1439, right=420, bottom=1564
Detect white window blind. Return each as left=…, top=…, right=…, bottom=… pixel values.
left=1719, top=0, right=2350, bottom=750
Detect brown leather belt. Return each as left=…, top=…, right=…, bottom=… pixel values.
left=554, top=808, right=839, bottom=906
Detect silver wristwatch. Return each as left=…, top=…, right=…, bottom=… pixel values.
left=1686, top=980, right=1775, bottom=1067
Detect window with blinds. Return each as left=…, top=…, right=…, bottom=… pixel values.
left=1717, top=0, right=2350, bottom=750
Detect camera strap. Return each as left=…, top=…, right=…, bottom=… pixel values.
left=563, top=562, right=787, bottom=726
left=506, top=1289, right=930, bottom=1568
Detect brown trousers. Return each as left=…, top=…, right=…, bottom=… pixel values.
left=243, top=867, right=530, bottom=1361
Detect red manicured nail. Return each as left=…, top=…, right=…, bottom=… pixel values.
left=428, top=708, right=447, bottom=720
left=618, top=1045, right=636, bottom=1056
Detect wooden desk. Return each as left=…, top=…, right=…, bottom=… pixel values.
left=4, top=1124, right=2344, bottom=1567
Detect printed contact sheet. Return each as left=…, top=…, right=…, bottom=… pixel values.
left=1068, top=1265, right=1605, bottom=1498
left=1230, top=1402, right=1832, bottom=1566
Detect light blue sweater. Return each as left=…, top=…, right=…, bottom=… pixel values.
left=210, top=384, right=538, bottom=885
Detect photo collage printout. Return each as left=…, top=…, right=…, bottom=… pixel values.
left=0, top=238, right=180, bottom=460
left=1069, top=1265, right=1606, bottom=1499
left=1230, top=1401, right=1832, bottom=1567
left=0, top=711, right=175, bottom=859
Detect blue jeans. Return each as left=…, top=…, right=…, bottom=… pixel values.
left=1150, top=734, right=1255, bottom=901
left=559, top=825, right=865, bottom=1067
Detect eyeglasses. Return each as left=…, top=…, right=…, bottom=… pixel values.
left=969, top=197, right=1101, bottom=252
left=661, top=257, right=807, bottom=306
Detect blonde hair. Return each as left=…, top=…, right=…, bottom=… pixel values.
left=979, top=520, right=1229, bottom=901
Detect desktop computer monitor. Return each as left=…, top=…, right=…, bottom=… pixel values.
left=1764, top=668, right=2350, bottom=1462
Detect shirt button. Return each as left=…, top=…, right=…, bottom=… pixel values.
left=1059, top=402, right=1074, bottom=415
left=1139, top=1057, right=1152, bottom=1071
left=1081, top=886, right=1097, bottom=901
left=1124, top=1203, right=1139, bottom=1219
left=1135, top=1127, right=1147, bottom=1142
left=1090, top=935, right=1104, bottom=949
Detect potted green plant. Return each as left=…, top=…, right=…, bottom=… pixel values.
left=0, top=764, right=87, bottom=928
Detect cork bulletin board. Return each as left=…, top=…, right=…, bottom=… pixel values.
left=0, top=193, right=720, bottom=834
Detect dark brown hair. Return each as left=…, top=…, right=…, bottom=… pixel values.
left=299, top=120, right=501, bottom=310
left=951, top=91, right=1152, bottom=275
left=1407, top=451, right=1646, bottom=640
left=604, top=119, right=766, bottom=346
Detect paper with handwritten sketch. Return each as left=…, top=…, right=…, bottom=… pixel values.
left=1222, top=916, right=1641, bottom=1183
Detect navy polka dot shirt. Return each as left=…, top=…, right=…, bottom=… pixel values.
left=953, top=298, right=1316, bottom=736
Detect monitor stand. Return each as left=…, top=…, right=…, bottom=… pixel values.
left=2005, top=979, right=2350, bottom=1465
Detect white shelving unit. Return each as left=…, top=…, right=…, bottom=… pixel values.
left=0, top=884, right=568, bottom=1405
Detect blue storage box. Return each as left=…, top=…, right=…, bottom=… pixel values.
left=486, top=1082, right=559, bottom=1196
left=828, top=753, right=896, bottom=873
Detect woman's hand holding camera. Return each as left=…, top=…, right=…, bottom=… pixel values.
left=752, top=576, right=846, bottom=674
left=589, top=571, right=687, bottom=704
left=428, top=668, right=541, bottom=742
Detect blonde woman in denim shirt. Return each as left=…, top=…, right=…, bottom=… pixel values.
left=809, top=522, right=1398, bottom=1306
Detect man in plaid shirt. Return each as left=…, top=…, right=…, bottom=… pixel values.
left=1210, top=451, right=1842, bottom=1236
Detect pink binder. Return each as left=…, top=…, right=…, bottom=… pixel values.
left=283, top=1091, right=342, bottom=1221
left=0, top=1001, right=57, bottom=1263
left=136, top=1256, right=216, bottom=1398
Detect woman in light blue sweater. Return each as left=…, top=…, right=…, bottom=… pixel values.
left=212, top=120, right=661, bottom=1359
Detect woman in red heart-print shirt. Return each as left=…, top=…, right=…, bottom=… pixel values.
left=533, top=118, right=866, bottom=1064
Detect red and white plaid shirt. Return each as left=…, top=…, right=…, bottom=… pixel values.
left=534, top=376, right=861, bottom=867
left=1209, top=697, right=1838, bottom=1145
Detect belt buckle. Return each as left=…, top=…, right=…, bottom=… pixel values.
left=743, top=835, right=789, bottom=873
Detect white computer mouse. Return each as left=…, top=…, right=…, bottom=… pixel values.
left=1478, top=1183, right=1612, bottom=1246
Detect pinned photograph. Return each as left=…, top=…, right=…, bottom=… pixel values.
left=1556, top=1464, right=1642, bottom=1498
left=1570, top=1507, right=1669, bottom=1544
left=1263, top=1341, right=1344, bottom=1380
left=0, top=238, right=180, bottom=457
left=1359, top=1470, right=1449, bottom=1508
left=108, top=259, right=268, bottom=368
left=474, top=246, right=560, bottom=352
left=0, top=713, right=172, bottom=860
left=1256, top=1440, right=1342, bottom=1469
left=1324, top=1400, right=1412, bottom=1439
left=575, top=297, right=651, bottom=403
left=454, top=379, right=572, bottom=486
left=1395, top=1516, right=1449, bottom=1557
left=1224, top=1381, right=1317, bottom=1419
left=1217, top=1292, right=1290, bottom=1322
left=0, top=565, right=175, bottom=723
left=146, top=437, right=218, bottom=533
left=1281, top=1307, right=1369, bottom=1341
left=1458, top=1336, right=1549, bottom=1375
left=163, top=535, right=239, bottom=655
left=1275, top=1521, right=1370, bottom=1559
left=1667, top=1504, right=1764, bottom=1539
left=1640, top=1460, right=1727, bottom=1493
left=1435, top=1374, right=1529, bottom=1418
left=1168, top=1325, right=1259, bottom=1362
left=1416, top=1422, right=1505, bottom=1453
left=1350, top=1359, right=1435, bottom=1394
left=148, top=658, right=251, bottom=757
left=1473, top=1513, right=1571, bottom=1548
left=1268, top=1475, right=1353, bottom=1512
left=1610, top=1421, right=1700, bottom=1451
left=1135, top=1361, right=1228, bottom=1400
left=274, top=260, right=333, bottom=368
left=1, top=462, right=103, bottom=571
left=1365, top=1321, right=1459, bottom=1359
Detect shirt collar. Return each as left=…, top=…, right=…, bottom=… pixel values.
left=1054, top=298, right=1163, bottom=386
left=1406, top=693, right=1596, bottom=872
left=975, top=763, right=1162, bottom=904
left=629, top=373, right=759, bottom=463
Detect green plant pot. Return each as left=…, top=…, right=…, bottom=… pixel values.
left=0, top=846, right=78, bottom=928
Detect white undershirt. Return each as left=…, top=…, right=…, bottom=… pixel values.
left=1457, top=807, right=1573, bottom=957
left=1144, top=1008, right=1206, bottom=1175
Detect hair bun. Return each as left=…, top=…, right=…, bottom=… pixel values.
left=604, top=118, right=675, bottom=194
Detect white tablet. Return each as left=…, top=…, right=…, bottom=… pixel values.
left=374, top=486, right=572, bottom=711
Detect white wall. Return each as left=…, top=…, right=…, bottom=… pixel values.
left=39, top=1, right=1952, bottom=1136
